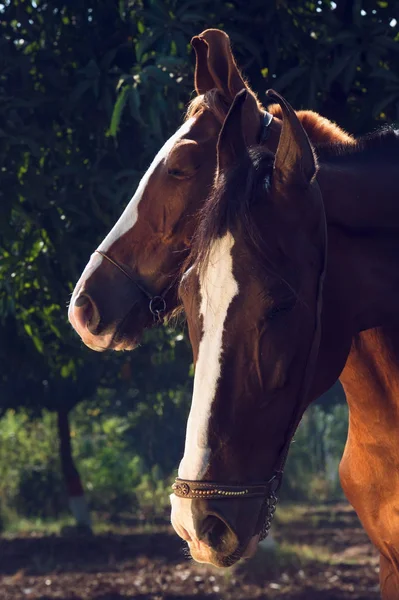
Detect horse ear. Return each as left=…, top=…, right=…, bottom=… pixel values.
left=191, top=29, right=246, bottom=99
left=216, top=89, right=248, bottom=173
left=266, top=89, right=317, bottom=189
left=191, top=36, right=214, bottom=95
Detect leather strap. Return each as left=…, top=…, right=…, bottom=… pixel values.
left=95, top=250, right=175, bottom=321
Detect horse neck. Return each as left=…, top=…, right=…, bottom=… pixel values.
left=315, top=163, right=399, bottom=461
left=311, top=162, right=399, bottom=400
left=340, top=326, right=399, bottom=428
left=319, top=162, right=399, bottom=231
left=329, top=225, right=399, bottom=332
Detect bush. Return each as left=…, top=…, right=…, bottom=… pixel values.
left=0, top=410, right=63, bottom=519
left=0, top=394, right=349, bottom=527
left=16, top=466, right=65, bottom=518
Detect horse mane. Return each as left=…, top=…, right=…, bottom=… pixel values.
left=268, top=104, right=355, bottom=145
left=182, top=91, right=396, bottom=285
left=182, top=123, right=398, bottom=281
left=315, top=126, right=399, bottom=164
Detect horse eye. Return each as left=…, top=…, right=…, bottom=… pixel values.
left=168, top=168, right=188, bottom=179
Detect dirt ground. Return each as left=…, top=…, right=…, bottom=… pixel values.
left=0, top=503, right=380, bottom=600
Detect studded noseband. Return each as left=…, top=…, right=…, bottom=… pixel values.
left=172, top=474, right=282, bottom=540
left=172, top=473, right=282, bottom=540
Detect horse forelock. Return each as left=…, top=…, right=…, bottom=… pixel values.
left=186, top=88, right=263, bottom=125
left=182, top=149, right=273, bottom=281
left=186, top=89, right=230, bottom=124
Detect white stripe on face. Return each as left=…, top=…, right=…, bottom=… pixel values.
left=178, top=232, right=239, bottom=480
left=98, top=118, right=196, bottom=252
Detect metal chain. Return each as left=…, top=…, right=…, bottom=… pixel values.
left=259, top=490, right=279, bottom=541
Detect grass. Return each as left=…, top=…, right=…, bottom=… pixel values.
left=2, top=501, right=367, bottom=570
left=1, top=509, right=172, bottom=538
left=274, top=503, right=308, bottom=525
left=3, top=514, right=76, bottom=536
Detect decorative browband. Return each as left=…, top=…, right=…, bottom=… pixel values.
left=172, top=478, right=270, bottom=500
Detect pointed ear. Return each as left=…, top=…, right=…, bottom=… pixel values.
left=191, top=36, right=214, bottom=95
left=191, top=29, right=246, bottom=99
left=217, top=89, right=262, bottom=173
left=216, top=89, right=248, bottom=173
left=266, top=89, right=317, bottom=188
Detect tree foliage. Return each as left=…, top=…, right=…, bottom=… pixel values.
left=0, top=1, right=397, bottom=464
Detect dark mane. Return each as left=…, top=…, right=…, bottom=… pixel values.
left=184, top=124, right=398, bottom=279
left=185, top=148, right=273, bottom=277
left=315, top=126, right=399, bottom=164
left=184, top=93, right=398, bottom=279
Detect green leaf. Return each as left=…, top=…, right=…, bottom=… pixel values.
left=24, top=323, right=33, bottom=337
left=108, top=85, right=130, bottom=137
left=32, top=335, right=44, bottom=354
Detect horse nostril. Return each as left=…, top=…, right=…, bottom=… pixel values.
left=74, top=294, right=90, bottom=308
left=73, top=293, right=98, bottom=330
left=199, top=515, right=230, bottom=549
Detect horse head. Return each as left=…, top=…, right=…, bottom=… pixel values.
left=68, top=30, right=273, bottom=351
left=171, top=89, right=329, bottom=567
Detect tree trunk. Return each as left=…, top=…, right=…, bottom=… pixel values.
left=57, top=408, right=91, bottom=530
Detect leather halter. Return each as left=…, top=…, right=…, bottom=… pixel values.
left=173, top=179, right=328, bottom=542
left=94, top=111, right=275, bottom=323
left=95, top=250, right=176, bottom=322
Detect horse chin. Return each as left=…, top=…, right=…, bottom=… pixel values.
left=188, top=543, right=243, bottom=568
left=188, top=536, right=259, bottom=568
left=108, top=320, right=146, bottom=351
left=109, top=335, right=139, bottom=352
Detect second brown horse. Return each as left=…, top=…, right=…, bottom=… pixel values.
left=173, top=89, right=399, bottom=599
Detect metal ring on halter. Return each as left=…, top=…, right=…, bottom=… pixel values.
left=95, top=250, right=175, bottom=322
left=259, top=111, right=274, bottom=143
left=149, top=296, right=167, bottom=319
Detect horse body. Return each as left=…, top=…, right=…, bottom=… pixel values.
left=173, top=89, right=399, bottom=598
left=340, top=328, right=399, bottom=597
left=67, top=28, right=399, bottom=597
left=316, top=164, right=399, bottom=596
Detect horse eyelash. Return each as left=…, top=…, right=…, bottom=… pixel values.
left=168, top=168, right=188, bottom=179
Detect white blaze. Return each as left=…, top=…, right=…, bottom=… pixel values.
left=98, top=118, right=195, bottom=252
left=178, top=232, right=239, bottom=480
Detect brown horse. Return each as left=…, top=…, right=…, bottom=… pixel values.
left=68, top=29, right=354, bottom=350
left=172, top=90, right=399, bottom=598
left=68, top=29, right=399, bottom=597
